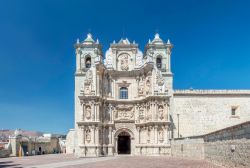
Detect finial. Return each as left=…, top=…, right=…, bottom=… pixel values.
left=113, top=40, right=116, bottom=44
left=148, top=39, right=151, bottom=43
left=167, top=39, right=171, bottom=44
left=87, top=33, right=92, bottom=39
left=96, top=39, right=99, bottom=44
left=133, top=40, right=135, bottom=44
left=76, top=38, right=80, bottom=44
left=155, top=33, right=160, bottom=39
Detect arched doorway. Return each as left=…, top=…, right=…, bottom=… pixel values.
left=117, top=131, right=131, bottom=154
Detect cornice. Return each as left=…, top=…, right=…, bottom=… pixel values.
left=174, top=89, right=250, bottom=97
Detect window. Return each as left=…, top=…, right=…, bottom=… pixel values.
left=231, top=107, right=237, bottom=116
left=85, top=57, right=91, bottom=68
left=156, top=57, right=162, bottom=69
left=120, top=87, right=128, bottom=99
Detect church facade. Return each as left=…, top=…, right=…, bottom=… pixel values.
left=66, top=33, right=250, bottom=157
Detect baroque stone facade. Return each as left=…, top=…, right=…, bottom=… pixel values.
left=66, top=33, right=250, bottom=157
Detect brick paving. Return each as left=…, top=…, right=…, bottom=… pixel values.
left=0, top=154, right=224, bottom=168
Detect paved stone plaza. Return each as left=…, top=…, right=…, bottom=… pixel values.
left=0, top=154, right=224, bottom=168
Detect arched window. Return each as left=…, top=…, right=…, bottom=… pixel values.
left=156, top=57, right=162, bottom=69
left=85, top=57, right=91, bottom=68
left=120, top=87, right=128, bottom=99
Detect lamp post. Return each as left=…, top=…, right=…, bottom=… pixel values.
left=177, top=114, right=180, bottom=138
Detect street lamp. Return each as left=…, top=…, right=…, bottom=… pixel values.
left=177, top=114, right=180, bottom=138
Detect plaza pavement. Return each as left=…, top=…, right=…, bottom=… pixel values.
left=0, top=154, right=224, bottom=168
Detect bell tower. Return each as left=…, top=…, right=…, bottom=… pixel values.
left=75, top=33, right=102, bottom=73
left=73, top=33, right=103, bottom=157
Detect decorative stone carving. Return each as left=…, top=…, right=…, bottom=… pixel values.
left=114, top=105, right=134, bottom=120
left=104, top=48, right=113, bottom=68
left=84, top=69, right=94, bottom=95
left=158, top=128, right=164, bottom=142
left=146, top=106, right=152, bottom=120
left=156, top=70, right=164, bottom=86
left=158, top=105, right=164, bottom=120
left=147, top=127, right=151, bottom=143
left=120, top=54, right=129, bottom=71
left=85, top=128, right=91, bottom=143
left=136, top=50, right=143, bottom=67
left=84, top=105, right=91, bottom=120
left=139, top=106, right=144, bottom=120
left=145, top=78, right=151, bottom=95
left=105, top=105, right=110, bottom=121
left=138, top=78, right=144, bottom=96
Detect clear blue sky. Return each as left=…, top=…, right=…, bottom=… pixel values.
left=0, top=0, right=250, bottom=134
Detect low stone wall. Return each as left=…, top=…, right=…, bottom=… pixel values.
left=204, top=139, right=250, bottom=168
left=170, top=136, right=204, bottom=160
left=0, top=149, right=11, bottom=158
left=204, top=121, right=250, bottom=168
left=170, top=121, right=250, bottom=167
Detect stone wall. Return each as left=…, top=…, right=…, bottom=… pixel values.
left=204, top=139, right=250, bottom=168
left=170, top=121, right=250, bottom=167
left=170, top=136, right=204, bottom=160
left=204, top=121, right=250, bottom=168
left=173, top=90, right=250, bottom=138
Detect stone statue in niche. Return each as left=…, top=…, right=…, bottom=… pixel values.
left=84, top=69, right=93, bottom=95
left=158, top=128, right=164, bottom=142
left=86, top=69, right=93, bottom=81
left=85, top=106, right=91, bottom=120
left=120, top=54, right=129, bottom=70
left=145, top=79, right=151, bottom=95
left=84, top=85, right=91, bottom=95
left=156, top=70, right=164, bottom=86
left=113, top=108, right=118, bottom=119
left=85, top=129, right=91, bottom=143
left=158, top=105, right=164, bottom=120
left=146, top=107, right=152, bottom=120
left=139, top=106, right=144, bottom=120
left=105, top=106, right=110, bottom=121
left=147, top=127, right=151, bottom=142
left=138, top=79, right=144, bottom=95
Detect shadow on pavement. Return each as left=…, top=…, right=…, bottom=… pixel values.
left=0, top=161, right=23, bottom=168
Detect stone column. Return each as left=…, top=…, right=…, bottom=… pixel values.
left=96, top=72, right=99, bottom=96
left=82, top=126, right=85, bottom=144
left=109, top=104, right=112, bottom=123
left=82, top=103, right=85, bottom=121
left=102, top=127, right=106, bottom=145
left=136, top=127, right=140, bottom=144
left=91, top=102, right=95, bottom=121
left=96, top=103, right=100, bottom=122
left=94, top=104, right=97, bottom=121
left=154, top=125, right=158, bottom=144
left=108, top=127, right=113, bottom=156
left=155, top=102, right=158, bottom=121
left=76, top=50, right=80, bottom=72
left=108, top=126, right=112, bottom=144
left=96, top=126, right=99, bottom=145
left=164, top=125, right=168, bottom=144
left=151, top=102, right=154, bottom=121
left=115, top=138, right=118, bottom=154
left=167, top=104, right=170, bottom=122
left=91, top=126, right=95, bottom=144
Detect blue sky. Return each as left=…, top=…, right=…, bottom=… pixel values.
left=0, top=0, right=250, bottom=134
